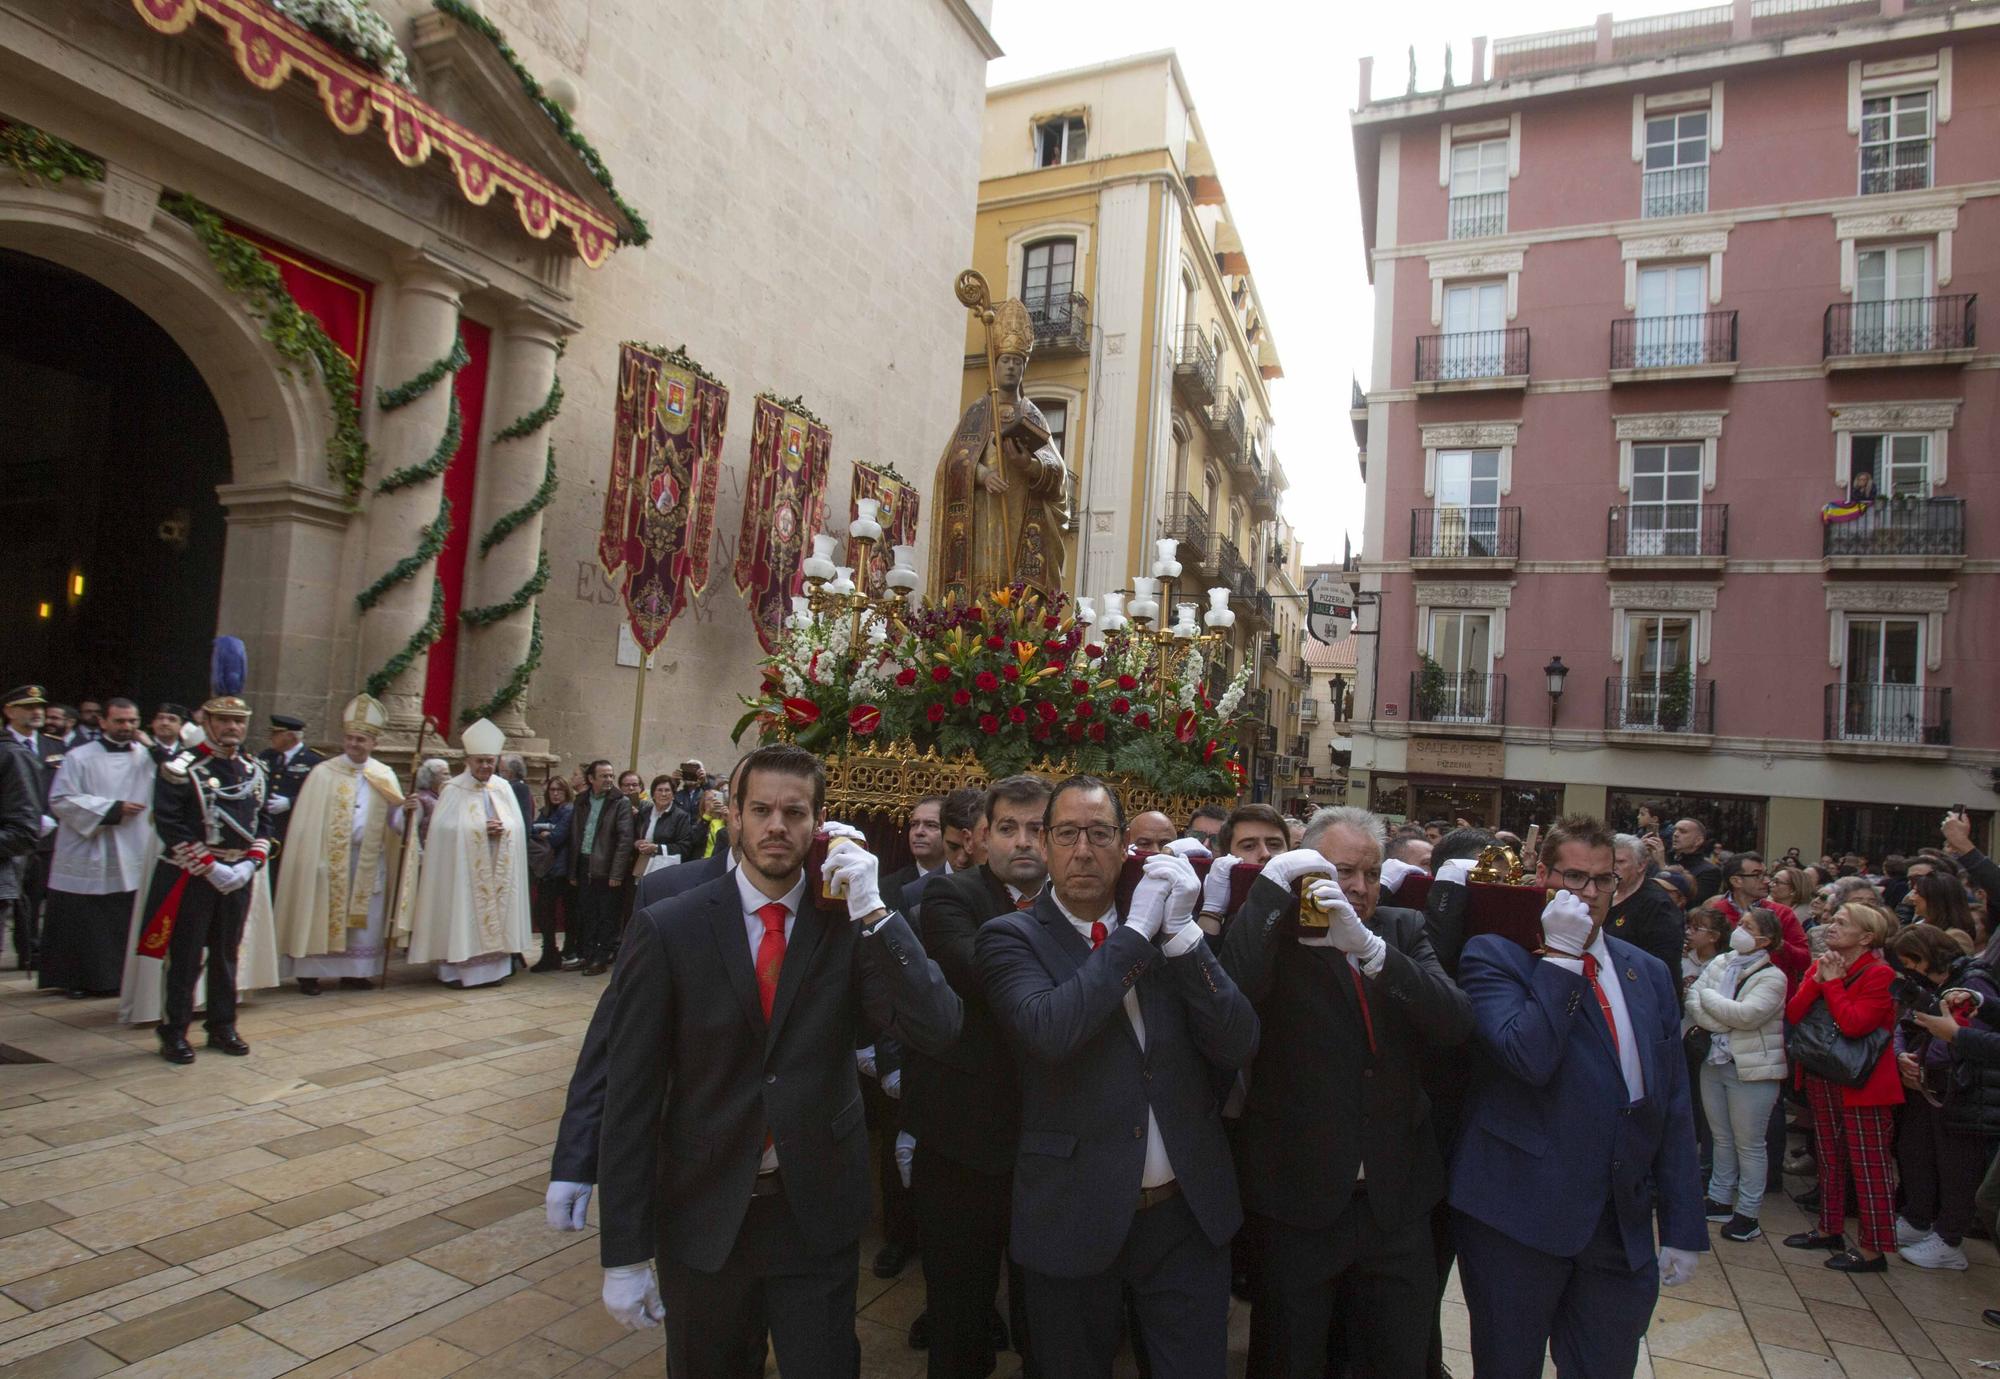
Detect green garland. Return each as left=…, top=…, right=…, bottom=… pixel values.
left=758, top=390, right=824, bottom=427
left=366, top=577, right=445, bottom=699
left=376, top=390, right=460, bottom=493
left=458, top=605, right=542, bottom=726
left=2, top=122, right=105, bottom=185
left=460, top=548, right=549, bottom=627
left=161, top=193, right=370, bottom=498
left=430, top=0, right=651, bottom=247
left=376, top=332, right=468, bottom=411
left=629, top=340, right=717, bottom=382
left=493, top=372, right=562, bottom=441
left=356, top=492, right=451, bottom=613
left=478, top=441, right=558, bottom=556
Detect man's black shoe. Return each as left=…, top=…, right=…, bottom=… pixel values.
left=561, top=955, right=584, bottom=970
left=581, top=962, right=609, bottom=976
left=1982, top=1308, right=2000, bottom=1330
left=531, top=950, right=562, bottom=973
left=1783, top=1231, right=1845, bottom=1251
left=1704, top=1198, right=1734, bottom=1222
left=158, top=1030, right=195, bottom=1065
left=339, top=977, right=373, bottom=990
left=907, top=1312, right=931, bottom=1350
left=1721, top=1215, right=1763, bottom=1243
left=206, top=1028, right=251, bottom=1056
left=296, top=977, right=322, bottom=996
left=873, top=1243, right=911, bottom=1279
left=1826, top=1249, right=1887, bottom=1273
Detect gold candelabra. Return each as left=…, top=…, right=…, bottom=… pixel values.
left=796, top=504, right=920, bottom=648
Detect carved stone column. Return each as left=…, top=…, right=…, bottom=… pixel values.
left=354, top=251, right=480, bottom=732
left=457, top=300, right=573, bottom=746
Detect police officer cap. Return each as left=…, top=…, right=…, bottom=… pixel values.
left=269, top=714, right=307, bottom=731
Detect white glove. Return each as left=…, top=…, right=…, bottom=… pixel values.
left=1153, top=853, right=1202, bottom=943
left=208, top=861, right=253, bottom=894
left=1659, top=1246, right=1698, bottom=1287
left=855, top=1046, right=879, bottom=1080
left=602, top=1262, right=664, bottom=1329
left=1540, top=889, right=1595, bottom=958
left=894, top=1131, right=916, bottom=1188
left=822, top=820, right=868, bottom=843
left=38, top=813, right=56, bottom=838
left=1126, top=865, right=1171, bottom=942
left=1200, top=854, right=1242, bottom=918
left=1295, top=878, right=1385, bottom=965
left=1380, top=857, right=1423, bottom=894
left=1437, top=857, right=1474, bottom=888
left=822, top=844, right=884, bottom=922
left=1164, top=837, right=1211, bottom=860
left=881, top=1068, right=902, bottom=1098
left=267, top=795, right=291, bottom=816
left=1262, top=847, right=1334, bottom=892
left=546, top=1180, right=592, bottom=1231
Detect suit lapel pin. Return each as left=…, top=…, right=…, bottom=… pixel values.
left=1626, top=967, right=1637, bottom=981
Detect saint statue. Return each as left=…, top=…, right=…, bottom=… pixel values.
left=930, top=287, right=1073, bottom=603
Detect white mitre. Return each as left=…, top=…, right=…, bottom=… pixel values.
left=461, top=717, right=506, bottom=756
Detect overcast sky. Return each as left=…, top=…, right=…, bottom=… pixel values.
left=985, top=0, right=1696, bottom=562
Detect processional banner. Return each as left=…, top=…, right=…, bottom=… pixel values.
left=599, top=343, right=729, bottom=653
left=849, top=462, right=919, bottom=594
left=734, top=398, right=830, bottom=654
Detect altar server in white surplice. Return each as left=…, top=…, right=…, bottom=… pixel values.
left=42, top=699, right=156, bottom=997
left=274, top=694, right=420, bottom=995
left=401, top=717, right=531, bottom=988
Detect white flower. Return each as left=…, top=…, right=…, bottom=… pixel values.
left=271, top=0, right=415, bottom=90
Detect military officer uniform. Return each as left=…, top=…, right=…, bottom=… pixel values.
left=256, top=714, right=320, bottom=890
left=2, top=685, right=66, bottom=969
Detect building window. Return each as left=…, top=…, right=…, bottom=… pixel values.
left=1607, top=789, right=1765, bottom=854
left=1626, top=443, right=1705, bottom=554
left=1447, top=138, right=1508, bottom=239
left=1616, top=615, right=1695, bottom=730
left=1022, top=238, right=1078, bottom=341
left=1848, top=433, right=1931, bottom=501
left=1430, top=449, right=1502, bottom=557
left=1034, top=114, right=1086, bottom=168
left=1423, top=610, right=1495, bottom=723
left=1852, top=242, right=1935, bottom=352
left=1824, top=801, right=1990, bottom=863
left=1643, top=109, right=1710, bottom=217
left=1859, top=89, right=1932, bottom=194
left=1837, top=616, right=1924, bottom=743
left=1438, top=280, right=1509, bottom=378
left=1034, top=398, right=1068, bottom=459
left=1632, top=263, right=1709, bottom=367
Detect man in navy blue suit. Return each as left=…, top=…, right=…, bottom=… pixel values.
left=976, top=775, right=1258, bottom=1379
left=1450, top=814, right=1706, bottom=1379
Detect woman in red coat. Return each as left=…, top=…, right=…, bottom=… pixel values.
left=1783, top=901, right=1903, bottom=1272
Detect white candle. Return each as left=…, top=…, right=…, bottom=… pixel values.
left=1075, top=597, right=1097, bottom=626
left=1131, top=576, right=1158, bottom=603
left=849, top=499, right=883, bottom=544
left=828, top=565, right=856, bottom=595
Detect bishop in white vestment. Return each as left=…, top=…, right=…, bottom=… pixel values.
left=43, top=701, right=155, bottom=995
left=401, top=718, right=531, bottom=987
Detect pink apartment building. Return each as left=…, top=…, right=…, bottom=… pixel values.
left=1345, top=0, right=1996, bottom=860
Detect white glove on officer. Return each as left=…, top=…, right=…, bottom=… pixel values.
left=1436, top=857, right=1474, bottom=888
left=208, top=860, right=253, bottom=894
left=546, top=1180, right=592, bottom=1231
left=881, top=1068, right=902, bottom=1098
left=267, top=795, right=292, bottom=816
left=1163, top=837, right=1211, bottom=860
left=894, top=1131, right=916, bottom=1188
left=1379, top=857, right=1423, bottom=895
left=822, top=845, right=885, bottom=923
left=1152, top=853, right=1203, bottom=950
left=1200, top=854, right=1242, bottom=918
left=1296, top=880, right=1387, bottom=972
left=602, top=1262, right=665, bottom=1329
left=38, top=814, right=56, bottom=838
left=1659, top=1246, right=1699, bottom=1287
left=1261, top=847, right=1334, bottom=892
left=1540, top=889, right=1595, bottom=958
left=855, top=1046, right=878, bottom=1080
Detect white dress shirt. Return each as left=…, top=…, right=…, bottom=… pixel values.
left=736, top=867, right=804, bottom=1172
left=1051, top=893, right=1179, bottom=1189
left=1545, top=932, right=1645, bottom=1102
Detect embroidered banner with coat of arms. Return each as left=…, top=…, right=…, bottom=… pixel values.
left=599, top=342, right=728, bottom=653
left=849, top=462, right=919, bottom=594
left=734, top=397, right=830, bottom=654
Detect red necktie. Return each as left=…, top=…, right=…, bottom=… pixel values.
left=1582, top=952, right=1619, bottom=1053
left=1089, top=921, right=1107, bottom=950
left=755, top=901, right=788, bottom=1020
left=1349, top=966, right=1377, bottom=1055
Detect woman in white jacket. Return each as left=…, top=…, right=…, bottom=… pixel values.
left=1686, top=906, right=1789, bottom=1241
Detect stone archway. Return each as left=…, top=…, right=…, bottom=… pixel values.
left=0, top=169, right=354, bottom=721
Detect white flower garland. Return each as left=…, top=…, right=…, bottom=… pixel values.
left=272, top=0, right=414, bottom=89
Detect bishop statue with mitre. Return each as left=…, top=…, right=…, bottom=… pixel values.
left=930, top=292, right=1074, bottom=603
left=272, top=694, right=418, bottom=994
left=400, top=716, right=533, bottom=988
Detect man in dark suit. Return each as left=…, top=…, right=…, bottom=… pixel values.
left=907, top=774, right=1050, bottom=1377
left=3, top=685, right=65, bottom=969
left=1219, top=808, right=1473, bottom=1377
left=881, top=793, right=948, bottom=916
left=976, top=776, right=1258, bottom=1379
left=568, top=759, right=635, bottom=975
left=1451, top=814, right=1705, bottom=1379
left=595, top=744, right=962, bottom=1378
left=256, top=713, right=320, bottom=891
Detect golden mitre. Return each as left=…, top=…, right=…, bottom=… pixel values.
left=990, top=297, right=1035, bottom=361
left=342, top=693, right=389, bottom=739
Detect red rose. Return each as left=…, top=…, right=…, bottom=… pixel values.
left=1032, top=725, right=1052, bottom=741
left=1065, top=722, right=1085, bottom=742
left=1117, top=674, right=1139, bottom=692
left=1043, top=615, right=1060, bottom=630
left=1110, top=696, right=1130, bottom=715
left=1071, top=679, right=1090, bottom=696
left=1084, top=644, right=1105, bottom=659
left=1133, top=711, right=1152, bottom=730
left=964, top=606, right=984, bottom=623
left=1043, top=640, right=1065, bottom=658
left=1088, top=722, right=1107, bottom=743
left=1008, top=705, right=1028, bottom=725
left=782, top=697, right=820, bottom=727
left=1174, top=709, right=1197, bottom=743
left=1075, top=700, right=1095, bottom=719
left=978, top=714, right=1000, bottom=735
left=1035, top=700, right=1060, bottom=724
left=975, top=670, right=999, bottom=693
left=952, top=689, right=972, bottom=708
left=894, top=667, right=918, bottom=688
left=930, top=664, right=952, bottom=684
left=986, top=635, right=1006, bottom=651
left=926, top=702, right=946, bottom=724
left=1002, top=664, right=1020, bottom=682
left=848, top=704, right=881, bottom=735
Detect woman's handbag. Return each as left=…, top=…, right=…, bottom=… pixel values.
left=1786, top=997, right=1890, bottom=1089
left=1683, top=1025, right=1713, bottom=1061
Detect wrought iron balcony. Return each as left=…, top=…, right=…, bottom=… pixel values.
left=1205, top=395, right=1246, bottom=448
left=1415, top=328, right=1529, bottom=387
left=1825, top=683, right=1950, bottom=747
left=1610, top=311, right=1738, bottom=373
left=1299, top=697, right=1318, bottom=723
left=1173, top=326, right=1218, bottom=405
left=1642, top=165, right=1708, bottom=219
left=1410, top=671, right=1506, bottom=726
left=1025, top=291, right=1090, bottom=353
left=1448, top=190, right=1507, bottom=239
left=1235, top=589, right=1273, bottom=626
left=1605, top=676, right=1715, bottom=736
left=1409, top=506, right=1521, bottom=562
left=1606, top=504, right=1728, bottom=560
left=1250, top=482, right=1277, bottom=520
left=1213, top=536, right=1249, bottom=593
left=1256, top=723, right=1278, bottom=752
left=1164, top=491, right=1210, bottom=563
left=1244, top=688, right=1270, bottom=721
left=1824, top=294, right=1975, bottom=360
left=1822, top=497, right=1964, bottom=560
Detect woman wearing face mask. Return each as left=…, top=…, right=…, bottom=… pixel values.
left=1685, top=908, right=1789, bottom=1241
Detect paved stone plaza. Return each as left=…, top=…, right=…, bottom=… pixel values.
left=0, top=966, right=1996, bottom=1377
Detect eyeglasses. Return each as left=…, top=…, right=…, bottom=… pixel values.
left=1555, top=870, right=1618, bottom=893
left=1049, top=824, right=1120, bottom=849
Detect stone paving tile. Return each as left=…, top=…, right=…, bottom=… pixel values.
left=343, top=1335, right=482, bottom=1378
left=0, top=1230, right=95, bottom=1289
left=109, top=1322, right=302, bottom=1379
left=2, top=1246, right=169, bottom=1311
left=88, top=1289, right=260, bottom=1362
left=0, top=1203, right=71, bottom=1241
left=262, top=1123, right=372, bottom=1160
left=440, top=1185, right=546, bottom=1231
left=226, top=1247, right=375, bottom=1308
left=242, top=1257, right=469, bottom=1358
left=49, top=1181, right=265, bottom=1253
left=256, top=1181, right=381, bottom=1228
left=431, top=1286, right=574, bottom=1356
left=140, top=1209, right=284, bottom=1266
left=345, top=1213, right=472, bottom=1264
left=0, top=1337, right=122, bottom=1379
left=354, top=1274, right=531, bottom=1354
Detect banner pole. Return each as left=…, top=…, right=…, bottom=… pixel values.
left=628, top=650, right=648, bottom=776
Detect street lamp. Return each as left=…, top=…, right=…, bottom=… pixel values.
left=1543, top=655, right=1569, bottom=730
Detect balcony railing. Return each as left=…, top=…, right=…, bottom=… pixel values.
left=1606, top=504, right=1728, bottom=558
left=1245, top=688, right=1270, bottom=721
left=1263, top=632, right=1281, bottom=660
left=1213, top=536, right=1249, bottom=592
left=1606, top=676, right=1715, bottom=735
left=1410, top=506, right=1521, bottom=560
left=1164, top=490, right=1210, bottom=562
left=1256, top=723, right=1278, bottom=752
left=1822, top=497, right=1965, bottom=558
left=1642, top=165, right=1708, bottom=218
left=1173, top=326, right=1217, bottom=404
left=1824, top=295, right=1975, bottom=357
left=1610, top=311, right=1737, bottom=370
left=1300, top=698, right=1318, bottom=723
left=1025, top=291, right=1090, bottom=352
left=1825, top=682, right=1951, bottom=746
left=1236, top=589, right=1274, bottom=625
left=1416, top=328, right=1529, bottom=384
left=1448, top=190, right=1507, bottom=239
left=1410, top=670, right=1506, bottom=726
left=1207, top=396, right=1247, bottom=450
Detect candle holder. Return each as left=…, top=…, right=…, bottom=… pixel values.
left=800, top=521, right=922, bottom=647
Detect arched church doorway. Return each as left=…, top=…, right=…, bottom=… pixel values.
left=0, top=248, right=229, bottom=708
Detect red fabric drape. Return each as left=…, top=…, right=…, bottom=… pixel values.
left=226, top=221, right=373, bottom=391
left=422, top=318, right=491, bottom=728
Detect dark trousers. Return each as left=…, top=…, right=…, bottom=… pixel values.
left=913, top=1145, right=1028, bottom=1379
left=1454, top=1204, right=1657, bottom=1379
left=572, top=878, right=621, bottom=965
left=658, top=1193, right=858, bottom=1379
left=162, top=880, right=249, bottom=1035
left=1897, top=1102, right=1988, bottom=1246
left=1023, top=1191, right=1228, bottom=1379
left=533, top=875, right=570, bottom=955
left=1251, top=1195, right=1436, bottom=1379
left=11, top=851, right=47, bottom=965
left=862, top=1077, right=916, bottom=1251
